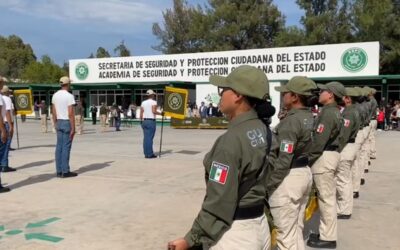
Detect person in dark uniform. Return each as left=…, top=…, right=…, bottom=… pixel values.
left=307, top=82, right=346, bottom=249
left=90, top=104, right=98, bottom=125
left=267, top=76, right=318, bottom=250
left=168, top=65, right=275, bottom=250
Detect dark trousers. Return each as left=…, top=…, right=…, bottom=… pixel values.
left=92, top=113, right=97, bottom=125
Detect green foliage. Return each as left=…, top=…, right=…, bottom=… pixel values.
left=114, top=40, right=131, bottom=57
left=22, top=55, right=67, bottom=83
left=153, top=0, right=285, bottom=53
left=96, top=47, right=111, bottom=58
left=0, top=35, right=36, bottom=79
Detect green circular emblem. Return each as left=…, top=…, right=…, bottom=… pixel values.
left=341, top=47, right=368, bottom=72
left=75, top=63, right=89, bottom=80
left=168, top=93, right=183, bottom=111
left=17, top=94, right=29, bottom=109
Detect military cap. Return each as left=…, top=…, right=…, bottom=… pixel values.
left=210, top=65, right=269, bottom=100
left=345, top=87, right=359, bottom=97
left=353, top=87, right=364, bottom=96
left=317, top=81, right=346, bottom=98
left=370, top=87, right=377, bottom=94
left=275, top=76, right=317, bottom=96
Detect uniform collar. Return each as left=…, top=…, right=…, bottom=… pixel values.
left=228, top=109, right=258, bottom=128
left=286, top=107, right=309, bottom=116
left=324, top=102, right=337, bottom=108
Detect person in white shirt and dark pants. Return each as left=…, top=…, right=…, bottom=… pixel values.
left=140, top=90, right=163, bottom=159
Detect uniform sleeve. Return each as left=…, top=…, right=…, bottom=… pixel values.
left=184, top=137, right=240, bottom=248
left=266, top=117, right=299, bottom=195
left=338, top=111, right=352, bottom=152
left=308, top=110, right=334, bottom=166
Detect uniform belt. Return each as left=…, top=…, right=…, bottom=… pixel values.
left=233, top=203, right=264, bottom=220
left=143, top=118, right=155, bottom=121
left=325, top=145, right=339, bottom=151
left=291, top=157, right=309, bottom=168
left=348, top=138, right=356, bottom=143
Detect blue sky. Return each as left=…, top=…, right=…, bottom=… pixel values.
left=0, top=0, right=303, bottom=65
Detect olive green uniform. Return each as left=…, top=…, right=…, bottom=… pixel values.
left=184, top=110, right=271, bottom=249
left=360, top=100, right=371, bottom=175
left=309, top=103, right=342, bottom=241
left=352, top=102, right=366, bottom=193
left=267, top=108, right=314, bottom=250
left=337, top=103, right=361, bottom=216
left=368, top=96, right=378, bottom=159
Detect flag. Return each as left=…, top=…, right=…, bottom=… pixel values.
left=344, top=119, right=351, bottom=127
left=316, top=124, right=325, bottom=133
left=209, top=162, right=229, bottom=185
left=13, top=89, right=33, bottom=115
left=163, top=86, right=188, bottom=120
left=280, top=140, right=294, bottom=153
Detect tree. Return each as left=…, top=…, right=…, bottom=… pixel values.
left=0, top=35, right=36, bottom=80
left=153, top=0, right=205, bottom=53
left=153, top=0, right=285, bottom=53
left=353, top=0, right=400, bottom=74
left=22, top=55, right=67, bottom=83
left=296, top=0, right=353, bottom=44
left=114, top=40, right=131, bottom=57
left=96, top=47, right=111, bottom=58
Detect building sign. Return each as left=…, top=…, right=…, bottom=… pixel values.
left=70, top=42, right=379, bottom=84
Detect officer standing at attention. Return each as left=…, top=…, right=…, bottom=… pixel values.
left=307, top=82, right=346, bottom=249
left=267, top=76, right=317, bottom=250
left=367, top=88, right=378, bottom=160
left=359, top=87, right=371, bottom=184
left=168, top=65, right=275, bottom=250
left=351, top=87, right=367, bottom=199
left=336, top=88, right=361, bottom=219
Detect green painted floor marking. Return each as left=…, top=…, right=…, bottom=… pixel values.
left=26, top=217, right=61, bottom=229
left=25, top=233, right=64, bottom=243
left=5, top=230, right=23, bottom=235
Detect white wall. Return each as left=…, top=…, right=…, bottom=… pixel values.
left=194, top=82, right=283, bottom=127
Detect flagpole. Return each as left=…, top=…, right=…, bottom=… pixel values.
left=158, top=114, right=164, bottom=158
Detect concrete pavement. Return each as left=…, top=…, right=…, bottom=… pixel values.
left=0, top=120, right=399, bottom=249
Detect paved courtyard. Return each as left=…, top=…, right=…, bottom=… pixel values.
left=0, top=120, right=399, bottom=250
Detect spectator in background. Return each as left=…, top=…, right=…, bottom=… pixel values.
left=192, top=104, right=199, bottom=118
left=207, top=103, right=217, bottom=117
left=74, top=100, right=84, bottom=135
left=90, top=103, right=97, bottom=125
left=186, top=104, right=192, bottom=118
left=385, top=103, right=392, bottom=130
left=39, top=100, right=48, bottom=133
left=99, top=102, right=108, bottom=132
left=114, top=104, right=121, bottom=132
left=396, top=103, right=400, bottom=131
left=34, top=100, right=40, bottom=120
left=199, top=101, right=207, bottom=118
left=377, top=107, right=385, bottom=131
left=129, top=102, right=137, bottom=119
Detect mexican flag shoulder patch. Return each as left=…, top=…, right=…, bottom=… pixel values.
left=280, top=140, right=294, bottom=153
left=344, top=119, right=351, bottom=127
left=209, top=161, right=229, bottom=185
left=316, top=124, right=325, bottom=133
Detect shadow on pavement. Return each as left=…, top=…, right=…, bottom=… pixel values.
left=8, top=161, right=114, bottom=190
left=8, top=173, right=55, bottom=190
left=16, top=159, right=54, bottom=171
left=75, top=161, right=114, bottom=175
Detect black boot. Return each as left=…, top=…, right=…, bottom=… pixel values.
left=361, top=178, right=365, bottom=185
left=307, top=234, right=337, bottom=249
left=353, top=192, right=359, bottom=198
left=337, top=214, right=351, bottom=219
left=0, top=178, right=11, bottom=193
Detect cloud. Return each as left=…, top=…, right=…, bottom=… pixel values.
left=0, top=0, right=165, bottom=25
